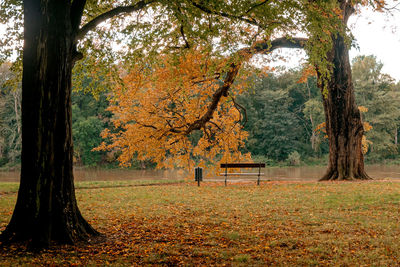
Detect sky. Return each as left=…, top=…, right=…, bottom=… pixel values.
left=0, top=4, right=399, bottom=81
left=349, top=6, right=400, bottom=81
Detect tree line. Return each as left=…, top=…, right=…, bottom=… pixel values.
left=2, top=55, right=399, bottom=168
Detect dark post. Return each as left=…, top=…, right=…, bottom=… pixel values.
left=195, top=167, right=203, bottom=186
left=257, top=164, right=261, bottom=186
left=224, top=166, right=227, bottom=186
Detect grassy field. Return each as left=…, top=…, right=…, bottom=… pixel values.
left=1, top=180, right=400, bottom=266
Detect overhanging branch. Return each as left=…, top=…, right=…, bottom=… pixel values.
left=76, top=0, right=157, bottom=41
left=168, top=36, right=307, bottom=135
left=71, top=0, right=87, bottom=34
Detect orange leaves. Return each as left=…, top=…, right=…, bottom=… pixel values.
left=363, top=122, right=372, bottom=132
left=358, top=106, right=368, bottom=113
left=314, top=122, right=328, bottom=139
left=98, top=48, right=250, bottom=169
left=297, top=65, right=317, bottom=84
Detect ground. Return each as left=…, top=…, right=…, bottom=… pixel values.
left=1, top=180, right=400, bottom=265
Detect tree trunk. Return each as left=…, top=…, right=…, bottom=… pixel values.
left=318, top=1, right=370, bottom=181
left=0, top=0, right=98, bottom=248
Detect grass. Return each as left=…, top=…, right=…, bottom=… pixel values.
left=0, top=179, right=184, bottom=194
left=1, top=180, right=400, bottom=265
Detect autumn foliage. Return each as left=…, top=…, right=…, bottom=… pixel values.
left=97, top=49, right=251, bottom=170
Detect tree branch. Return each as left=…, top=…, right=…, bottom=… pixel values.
left=71, top=0, right=87, bottom=34
left=245, top=0, right=271, bottom=14
left=189, top=0, right=262, bottom=28
left=172, top=36, right=307, bottom=135
left=231, top=96, right=247, bottom=129
left=76, top=0, right=157, bottom=41
left=253, top=37, right=307, bottom=53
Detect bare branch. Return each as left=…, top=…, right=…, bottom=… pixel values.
left=231, top=96, right=247, bottom=129
left=180, top=25, right=190, bottom=49
left=245, top=0, right=270, bottom=14
left=76, top=0, right=157, bottom=41
left=189, top=0, right=262, bottom=28
left=136, top=121, right=158, bottom=130
left=208, top=120, right=222, bottom=131
left=191, top=73, right=221, bottom=85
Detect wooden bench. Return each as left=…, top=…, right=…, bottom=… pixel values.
left=220, top=163, right=266, bottom=186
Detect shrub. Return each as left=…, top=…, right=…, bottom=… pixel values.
left=287, top=151, right=301, bottom=166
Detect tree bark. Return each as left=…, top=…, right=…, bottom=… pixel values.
left=318, top=1, right=370, bottom=181
left=0, top=0, right=98, bottom=248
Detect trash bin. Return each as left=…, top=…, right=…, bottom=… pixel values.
left=194, top=167, right=203, bottom=182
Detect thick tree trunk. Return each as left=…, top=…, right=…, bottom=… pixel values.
left=318, top=1, right=370, bottom=181
left=0, top=1, right=98, bottom=248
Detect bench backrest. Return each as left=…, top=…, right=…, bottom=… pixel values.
left=220, top=163, right=265, bottom=168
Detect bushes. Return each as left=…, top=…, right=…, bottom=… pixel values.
left=287, top=151, right=301, bottom=166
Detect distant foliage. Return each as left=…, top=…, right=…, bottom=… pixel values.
left=71, top=90, right=111, bottom=166
left=353, top=55, right=400, bottom=161
left=239, top=70, right=328, bottom=164
left=0, top=63, right=21, bottom=167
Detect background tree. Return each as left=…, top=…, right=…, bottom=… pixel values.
left=98, top=49, right=253, bottom=171
left=0, top=63, right=21, bottom=166
left=238, top=71, right=326, bottom=163
left=72, top=90, right=110, bottom=166
left=352, top=55, right=400, bottom=161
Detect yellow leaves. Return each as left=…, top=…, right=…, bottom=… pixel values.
left=332, top=7, right=343, bottom=18
left=363, top=122, right=372, bottom=132
left=98, top=48, right=250, bottom=169
left=362, top=121, right=373, bottom=155
left=362, top=135, right=373, bottom=155
left=358, top=106, right=368, bottom=113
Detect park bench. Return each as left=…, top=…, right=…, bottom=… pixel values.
left=220, top=163, right=266, bottom=186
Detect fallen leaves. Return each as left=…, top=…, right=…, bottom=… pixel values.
left=1, top=181, right=400, bottom=265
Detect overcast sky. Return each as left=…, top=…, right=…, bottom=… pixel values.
left=349, top=6, right=400, bottom=81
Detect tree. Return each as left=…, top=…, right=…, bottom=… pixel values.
left=0, top=0, right=158, bottom=248
left=98, top=48, right=253, bottom=170
left=352, top=55, right=400, bottom=161
left=316, top=0, right=391, bottom=180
